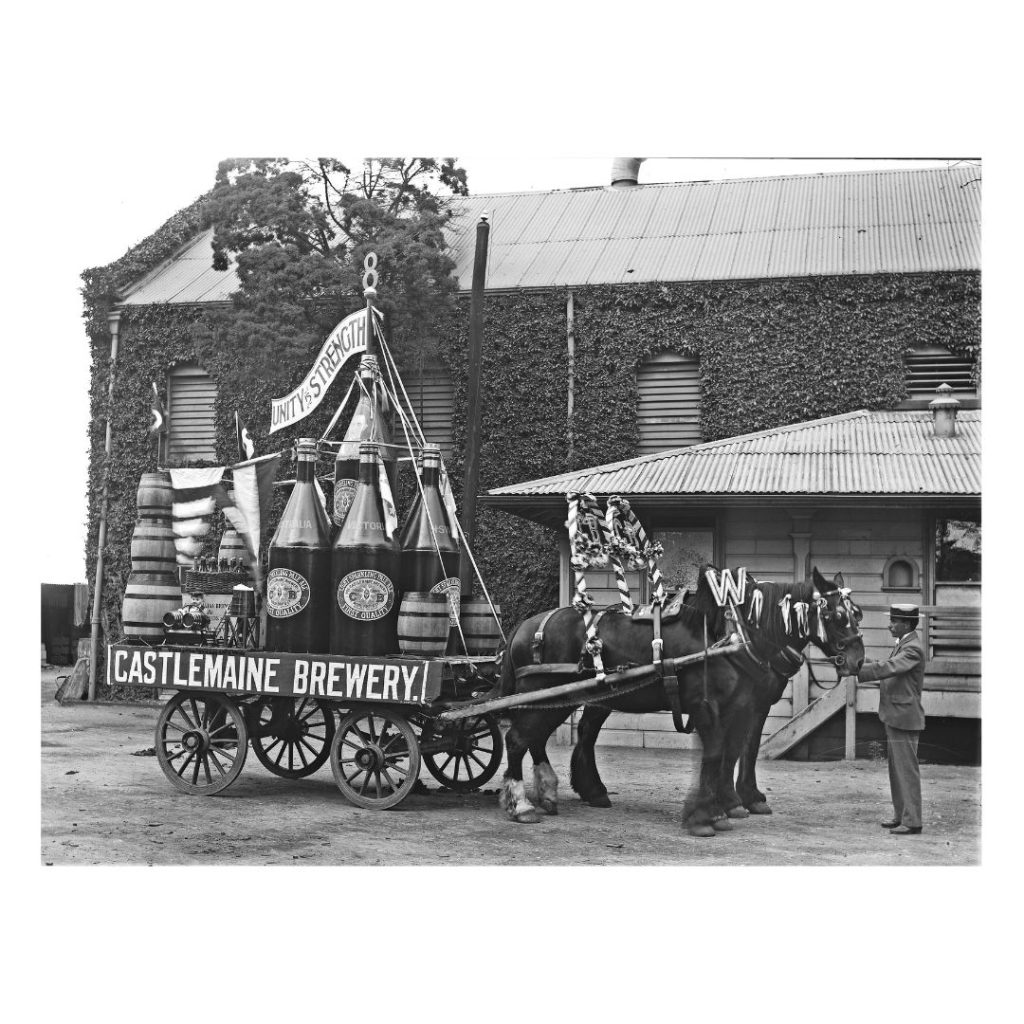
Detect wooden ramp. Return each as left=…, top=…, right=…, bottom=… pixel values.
left=759, top=680, right=854, bottom=760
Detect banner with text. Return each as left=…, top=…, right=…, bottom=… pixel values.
left=106, top=643, right=443, bottom=705
left=269, top=308, right=380, bottom=434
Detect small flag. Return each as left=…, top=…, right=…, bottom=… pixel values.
left=439, top=464, right=462, bottom=544
left=169, top=467, right=226, bottom=566
left=235, top=411, right=255, bottom=461
left=218, top=453, right=283, bottom=588
left=379, top=462, right=398, bottom=539
left=149, top=383, right=167, bottom=435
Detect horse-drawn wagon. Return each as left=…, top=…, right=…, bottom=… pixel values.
left=107, top=249, right=867, bottom=835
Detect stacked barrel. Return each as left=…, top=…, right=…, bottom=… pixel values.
left=121, top=472, right=182, bottom=641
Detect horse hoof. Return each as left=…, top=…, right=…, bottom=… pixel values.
left=585, top=793, right=612, bottom=808
left=687, top=823, right=717, bottom=838
left=746, top=801, right=773, bottom=815
left=726, top=805, right=750, bottom=819
left=537, top=799, right=559, bottom=816
left=711, top=817, right=734, bottom=831
left=515, top=810, right=541, bottom=824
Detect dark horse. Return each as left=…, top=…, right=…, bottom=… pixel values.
left=499, top=567, right=864, bottom=836
left=570, top=567, right=865, bottom=823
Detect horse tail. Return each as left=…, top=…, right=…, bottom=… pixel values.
left=499, top=629, right=519, bottom=698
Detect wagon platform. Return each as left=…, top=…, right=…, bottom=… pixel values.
left=42, top=667, right=981, bottom=866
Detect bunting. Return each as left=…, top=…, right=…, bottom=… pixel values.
left=168, top=467, right=226, bottom=566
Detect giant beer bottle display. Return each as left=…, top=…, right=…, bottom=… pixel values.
left=265, top=438, right=331, bottom=653
left=331, top=442, right=402, bottom=656
left=332, top=355, right=397, bottom=531
left=398, top=444, right=461, bottom=653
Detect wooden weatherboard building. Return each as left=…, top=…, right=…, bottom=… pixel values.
left=480, top=404, right=981, bottom=761
left=84, top=162, right=981, bottom=755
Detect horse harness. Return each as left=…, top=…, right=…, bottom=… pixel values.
left=519, top=601, right=725, bottom=730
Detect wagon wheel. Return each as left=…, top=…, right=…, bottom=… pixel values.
left=251, top=697, right=335, bottom=779
left=329, top=707, right=421, bottom=810
left=419, top=714, right=504, bottom=792
left=155, top=692, right=248, bottom=796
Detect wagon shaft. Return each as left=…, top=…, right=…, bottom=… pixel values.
left=437, top=641, right=746, bottom=721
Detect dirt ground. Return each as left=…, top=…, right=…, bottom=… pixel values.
left=40, top=668, right=981, bottom=866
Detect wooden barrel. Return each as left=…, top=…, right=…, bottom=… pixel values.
left=121, top=571, right=182, bottom=640
left=397, top=592, right=450, bottom=657
left=130, top=518, right=177, bottom=572
left=136, top=472, right=173, bottom=522
left=459, top=597, right=502, bottom=656
left=218, top=527, right=249, bottom=570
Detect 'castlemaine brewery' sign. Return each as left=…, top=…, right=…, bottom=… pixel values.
left=106, top=643, right=443, bottom=705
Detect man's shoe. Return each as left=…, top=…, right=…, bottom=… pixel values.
left=889, top=825, right=922, bottom=835
left=880, top=819, right=900, bottom=828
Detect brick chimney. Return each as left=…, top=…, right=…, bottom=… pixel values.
left=610, top=158, right=644, bottom=187
left=929, top=382, right=961, bottom=438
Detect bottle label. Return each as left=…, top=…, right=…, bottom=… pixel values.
left=266, top=568, right=311, bottom=618
left=338, top=569, right=396, bottom=621
left=430, top=577, right=462, bottom=626
left=333, top=479, right=357, bottom=524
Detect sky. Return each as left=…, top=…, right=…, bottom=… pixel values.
left=44, top=156, right=967, bottom=584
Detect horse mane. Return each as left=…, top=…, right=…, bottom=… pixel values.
left=687, top=566, right=818, bottom=647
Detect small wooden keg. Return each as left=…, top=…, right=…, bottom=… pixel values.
left=121, top=571, right=183, bottom=640
left=459, top=597, right=502, bottom=656
left=397, top=592, right=450, bottom=657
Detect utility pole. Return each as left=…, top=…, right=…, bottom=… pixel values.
left=459, top=214, right=489, bottom=592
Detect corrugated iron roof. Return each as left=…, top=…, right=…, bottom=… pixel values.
left=483, top=410, right=981, bottom=499
left=118, top=166, right=981, bottom=305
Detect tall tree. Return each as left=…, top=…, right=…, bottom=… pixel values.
left=200, top=157, right=469, bottom=383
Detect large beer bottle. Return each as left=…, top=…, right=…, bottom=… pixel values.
left=265, top=438, right=331, bottom=653
left=330, top=442, right=402, bottom=655
left=400, top=443, right=461, bottom=626
left=332, top=355, right=398, bottom=531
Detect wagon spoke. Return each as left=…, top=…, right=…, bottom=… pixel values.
left=176, top=750, right=197, bottom=779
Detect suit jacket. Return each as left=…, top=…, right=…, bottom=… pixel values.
left=857, top=630, right=926, bottom=731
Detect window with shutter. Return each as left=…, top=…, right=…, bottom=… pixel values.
left=166, top=363, right=218, bottom=465
left=636, top=352, right=701, bottom=454
left=395, top=354, right=454, bottom=461
left=902, top=346, right=977, bottom=407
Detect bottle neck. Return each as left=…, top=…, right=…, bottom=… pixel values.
left=358, top=456, right=378, bottom=484
left=296, top=456, right=317, bottom=483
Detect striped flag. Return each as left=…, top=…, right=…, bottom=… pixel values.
left=168, top=467, right=226, bottom=566
left=219, top=453, right=282, bottom=588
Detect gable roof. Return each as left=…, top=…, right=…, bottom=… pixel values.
left=482, top=409, right=981, bottom=508
left=118, top=165, right=981, bottom=305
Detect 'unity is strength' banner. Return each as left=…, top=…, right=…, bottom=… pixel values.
left=269, top=308, right=381, bottom=434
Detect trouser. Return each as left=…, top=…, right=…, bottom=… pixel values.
left=885, top=724, right=922, bottom=828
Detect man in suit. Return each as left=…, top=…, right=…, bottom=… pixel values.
left=856, top=604, right=926, bottom=835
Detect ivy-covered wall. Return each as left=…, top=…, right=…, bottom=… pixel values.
left=84, top=223, right=980, bottom=652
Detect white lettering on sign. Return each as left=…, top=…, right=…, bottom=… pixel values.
left=108, top=645, right=434, bottom=704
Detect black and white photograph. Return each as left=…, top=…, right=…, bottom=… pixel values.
left=14, top=5, right=1016, bottom=1020
left=43, top=154, right=983, bottom=866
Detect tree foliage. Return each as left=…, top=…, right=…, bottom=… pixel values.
left=201, top=158, right=469, bottom=381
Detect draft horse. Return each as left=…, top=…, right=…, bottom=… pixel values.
left=569, top=567, right=865, bottom=822
left=499, top=587, right=757, bottom=837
